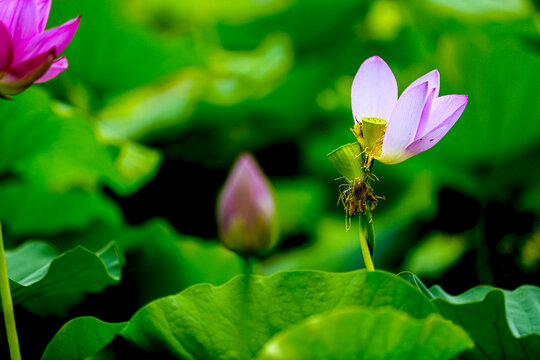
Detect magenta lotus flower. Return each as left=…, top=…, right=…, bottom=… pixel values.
left=217, top=153, right=279, bottom=256
left=0, top=0, right=80, bottom=98
left=351, top=56, right=468, bottom=164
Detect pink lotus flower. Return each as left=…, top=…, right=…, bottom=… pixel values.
left=0, top=0, right=80, bottom=98
left=351, top=56, right=468, bottom=164
left=217, top=153, right=279, bottom=256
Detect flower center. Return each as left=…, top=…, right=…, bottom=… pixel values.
left=353, top=117, right=387, bottom=160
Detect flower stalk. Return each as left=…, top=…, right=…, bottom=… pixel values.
left=240, top=255, right=254, bottom=360
left=358, top=157, right=376, bottom=271
left=0, top=223, right=21, bottom=360
left=358, top=215, right=375, bottom=271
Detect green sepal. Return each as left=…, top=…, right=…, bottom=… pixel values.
left=327, top=142, right=363, bottom=182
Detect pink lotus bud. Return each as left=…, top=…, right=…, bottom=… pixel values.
left=217, top=153, right=279, bottom=257
left=0, top=0, right=80, bottom=98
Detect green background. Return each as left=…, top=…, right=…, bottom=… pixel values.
left=1, top=0, right=540, bottom=358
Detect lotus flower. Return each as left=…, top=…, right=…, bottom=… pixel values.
left=0, top=0, right=80, bottom=98
left=351, top=56, right=468, bottom=164
left=217, top=153, right=279, bottom=256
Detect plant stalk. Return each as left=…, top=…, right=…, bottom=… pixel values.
left=240, top=255, right=254, bottom=360
left=0, top=223, right=21, bottom=360
left=359, top=215, right=375, bottom=271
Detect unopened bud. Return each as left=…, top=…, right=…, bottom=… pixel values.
left=217, top=153, right=279, bottom=257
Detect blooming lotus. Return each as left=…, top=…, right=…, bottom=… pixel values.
left=0, top=0, right=80, bottom=98
left=351, top=56, right=468, bottom=164
left=217, top=153, right=279, bottom=256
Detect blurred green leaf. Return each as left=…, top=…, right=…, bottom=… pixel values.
left=274, top=178, right=326, bottom=237
left=206, top=33, right=294, bottom=105
left=256, top=306, right=473, bottom=360
left=6, top=242, right=122, bottom=317
left=125, top=0, right=296, bottom=28
left=110, top=219, right=244, bottom=304
left=0, top=180, right=121, bottom=237
left=42, top=219, right=244, bottom=305
left=98, top=70, right=203, bottom=141
left=423, top=0, right=532, bottom=20
left=0, top=89, right=160, bottom=195
left=41, top=317, right=126, bottom=360
left=48, top=0, right=201, bottom=106
left=401, top=273, right=540, bottom=359
left=403, top=232, right=468, bottom=278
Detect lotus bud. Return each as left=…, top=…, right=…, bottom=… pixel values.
left=217, top=153, right=279, bottom=257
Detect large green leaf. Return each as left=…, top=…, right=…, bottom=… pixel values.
left=46, top=270, right=438, bottom=359
left=6, top=242, right=122, bottom=316
left=256, top=306, right=473, bottom=360
left=121, top=270, right=437, bottom=359
left=401, top=273, right=540, bottom=359
left=41, top=317, right=127, bottom=360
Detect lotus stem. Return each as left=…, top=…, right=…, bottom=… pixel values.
left=0, top=223, right=21, bottom=360
left=241, top=255, right=254, bottom=360
left=359, top=215, right=375, bottom=271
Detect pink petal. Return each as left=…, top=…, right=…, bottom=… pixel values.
left=414, top=87, right=436, bottom=141
left=34, top=56, right=67, bottom=83
left=402, top=69, right=440, bottom=98
left=218, top=154, right=275, bottom=232
left=35, top=0, right=51, bottom=32
left=379, top=82, right=429, bottom=164
left=351, top=56, right=398, bottom=122
left=420, top=95, right=469, bottom=136
left=0, top=0, right=39, bottom=47
left=0, top=48, right=54, bottom=95
left=13, top=15, right=80, bottom=66
left=0, top=22, right=14, bottom=70
left=403, top=97, right=468, bottom=161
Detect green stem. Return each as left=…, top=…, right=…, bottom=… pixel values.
left=358, top=216, right=375, bottom=271
left=241, top=256, right=254, bottom=360
left=0, top=223, right=21, bottom=360
left=365, top=205, right=375, bottom=256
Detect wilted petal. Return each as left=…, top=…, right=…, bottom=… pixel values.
left=420, top=95, right=469, bottom=137
left=0, top=48, right=54, bottom=96
left=13, top=15, right=80, bottom=66
left=0, top=0, right=39, bottom=46
left=36, top=0, right=51, bottom=31
left=403, top=69, right=440, bottom=98
left=402, top=97, right=468, bottom=161
left=351, top=56, right=398, bottom=122
left=414, top=87, right=436, bottom=141
left=0, top=22, right=14, bottom=70
left=379, top=82, right=428, bottom=164
left=35, top=56, right=67, bottom=83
